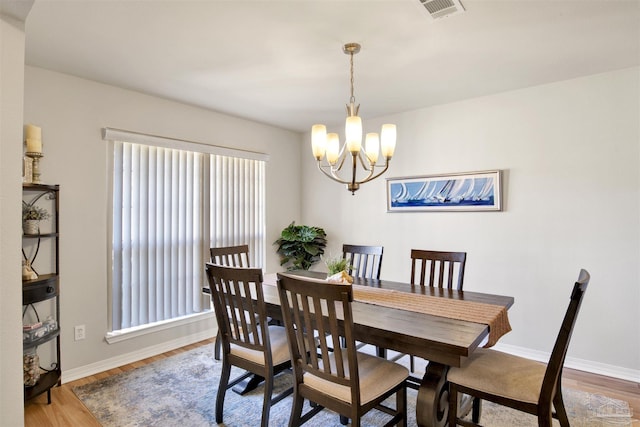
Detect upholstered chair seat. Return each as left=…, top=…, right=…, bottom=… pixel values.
left=230, top=326, right=291, bottom=367
left=304, top=352, right=409, bottom=405
left=447, top=348, right=546, bottom=404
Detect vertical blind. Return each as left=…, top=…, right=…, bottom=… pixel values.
left=111, top=138, right=265, bottom=331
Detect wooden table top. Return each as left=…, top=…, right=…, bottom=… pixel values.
left=261, top=270, right=514, bottom=368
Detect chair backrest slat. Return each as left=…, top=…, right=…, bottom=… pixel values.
left=342, top=244, right=383, bottom=280
left=410, top=249, right=467, bottom=290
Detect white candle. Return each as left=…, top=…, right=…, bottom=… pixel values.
left=25, top=138, right=42, bottom=154
left=24, top=124, right=42, bottom=154
left=24, top=124, right=41, bottom=141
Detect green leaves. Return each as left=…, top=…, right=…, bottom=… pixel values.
left=274, top=222, right=327, bottom=271
left=323, top=253, right=351, bottom=275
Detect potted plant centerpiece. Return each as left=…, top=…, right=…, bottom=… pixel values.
left=274, top=222, right=327, bottom=271
left=22, top=201, right=50, bottom=235
left=323, top=253, right=354, bottom=283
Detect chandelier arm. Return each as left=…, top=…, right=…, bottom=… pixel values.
left=356, top=151, right=373, bottom=172
left=335, top=149, right=348, bottom=171
left=316, top=162, right=351, bottom=185
left=358, top=160, right=391, bottom=184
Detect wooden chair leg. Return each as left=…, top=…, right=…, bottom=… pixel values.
left=553, top=390, right=570, bottom=427
left=260, top=371, right=273, bottom=427
left=472, top=397, right=482, bottom=423
left=397, top=385, right=407, bottom=427
left=214, top=331, right=222, bottom=360
left=216, top=360, right=231, bottom=423
left=537, top=410, right=554, bottom=427
left=448, top=383, right=459, bottom=427
left=288, top=395, right=304, bottom=427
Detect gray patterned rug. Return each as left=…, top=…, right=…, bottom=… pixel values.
left=73, top=344, right=634, bottom=426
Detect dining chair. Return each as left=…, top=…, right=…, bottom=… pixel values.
left=447, top=269, right=591, bottom=427
left=205, top=263, right=292, bottom=427
left=342, top=244, right=384, bottom=280
left=410, top=249, right=467, bottom=290
left=277, top=272, right=409, bottom=427
left=341, top=244, right=385, bottom=354
left=209, top=244, right=251, bottom=360
left=392, top=249, right=468, bottom=376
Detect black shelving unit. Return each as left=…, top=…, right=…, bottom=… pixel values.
left=22, top=184, right=60, bottom=404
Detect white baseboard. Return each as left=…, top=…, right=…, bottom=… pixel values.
left=493, top=343, right=640, bottom=383
left=61, top=329, right=216, bottom=384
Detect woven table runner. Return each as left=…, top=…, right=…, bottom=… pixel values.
left=351, top=285, right=511, bottom=347
left=263, top=274, right=511, bottom=347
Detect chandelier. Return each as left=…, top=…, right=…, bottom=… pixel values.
left=311, top=43, right=397, bottom=194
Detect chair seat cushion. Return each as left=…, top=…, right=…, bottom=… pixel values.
left=447, top=348, right=546, bottom=404
left=303, top=351, right=409, bottom=405
left=230, top=325, right=290, bottom=366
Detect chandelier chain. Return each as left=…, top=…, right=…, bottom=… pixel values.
left=349, top=51, right=355, bottom=105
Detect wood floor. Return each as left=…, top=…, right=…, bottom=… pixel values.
left=24, top=338, right=639, bottom=426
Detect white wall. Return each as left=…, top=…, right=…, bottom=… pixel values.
left=23, top=66, right=302, bottom=375
left=302, top=67, right=640, bottom=379
left=1, top=12, right=28, bottom=427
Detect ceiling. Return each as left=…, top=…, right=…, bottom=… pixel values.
left=22, top=0, right=640, bottom=133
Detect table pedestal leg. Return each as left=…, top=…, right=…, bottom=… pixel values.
left=416, top=362, right=476, bottom=427
left=416, top=363, right=449, bottom=427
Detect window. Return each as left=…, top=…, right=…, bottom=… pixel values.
left=104, top=129, right=266, bottom=334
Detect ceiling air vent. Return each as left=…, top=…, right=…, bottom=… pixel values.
left=419, top=0, right=465, bottom=20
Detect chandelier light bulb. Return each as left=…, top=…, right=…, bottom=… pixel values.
left=380, top=124, right=397, bottom=158
left=311, top=124, right=327, bottom=159
left=365, top=133, right=380, bottom=164
left=326, top=133, right=340, bottom=165
left=345, top=116, right=363, bottom=153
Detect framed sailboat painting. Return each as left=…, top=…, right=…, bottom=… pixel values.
left=386, top=170, right=502, bottom=212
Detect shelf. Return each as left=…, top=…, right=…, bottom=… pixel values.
left=23, top=275, right=58, bottom=305
left=24, top=369, right=61, bottom=402
left=22, top=183, right=60, bottom=404
left=22, top=273, right=57, bottom=287
left=23, top=329, right=59, bottom=350
left=23, top=183, right=59, bottom=192
left=23, top=232, right=58, bottom=238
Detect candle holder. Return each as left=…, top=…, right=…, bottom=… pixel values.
left=26, top=152, right=43, bottom=184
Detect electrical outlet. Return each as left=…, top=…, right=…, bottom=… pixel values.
left=74, top=325, right=86, bottom=341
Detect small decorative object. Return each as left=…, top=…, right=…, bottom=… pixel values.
left=24, top=124, right=43, bottom=184
left=23, top=156, right=33, bottom=184
left=22, top=259, right=38, bottom=280
left=274, top=222, right=327, bottom=271
left=22, top=201, right=50, bottom=234
left=387, top=170, right=502, bottom=212
left=23, top=347, right=40, bottom=386
left=326, top=270, right=354, bottom=284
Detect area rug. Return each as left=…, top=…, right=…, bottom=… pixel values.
left=73, top=344, right=635, bottom=426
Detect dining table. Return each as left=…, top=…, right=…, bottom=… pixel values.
left=256, top=270, right=514, bottom=427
